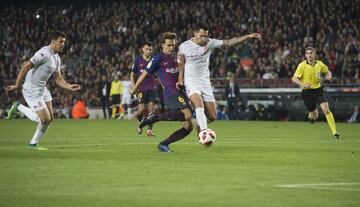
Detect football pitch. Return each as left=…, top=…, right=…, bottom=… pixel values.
left=0, top=120, right=359, bottom=207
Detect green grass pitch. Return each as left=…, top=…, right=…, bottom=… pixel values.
left=0, top=120, right=360, bottom=207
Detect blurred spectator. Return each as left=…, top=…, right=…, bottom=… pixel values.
left=216, top=105, right=229, bottom=120
left=71, top=98, right=89, bottom=119
left=224, top=73, right=240, bottom=120
left=98, top=75, right=111, bottom=119
left=121, top=74, right=132, bottom=119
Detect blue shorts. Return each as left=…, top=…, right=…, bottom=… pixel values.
left=137, top=89, right=158, bottom=104
left=164, top=91, right=191, bottom=110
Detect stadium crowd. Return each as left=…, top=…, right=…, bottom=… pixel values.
left=1, top=0, right=359, bottom=117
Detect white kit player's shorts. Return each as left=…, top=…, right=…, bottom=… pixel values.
left=22, top=87, right=52, bottom=112
left=185, top=83, right=215, bottom=102
left=121, top=94, right=132, bottom=105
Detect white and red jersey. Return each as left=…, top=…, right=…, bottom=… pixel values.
left=178, top=38, right=223, bottom=87
left=24, top=45, right=61, bottom=93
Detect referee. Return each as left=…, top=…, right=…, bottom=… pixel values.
left=292, top=47, right=340, bottom=138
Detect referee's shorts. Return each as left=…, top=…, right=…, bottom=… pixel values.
left=301, top=87, right=328, bottom=112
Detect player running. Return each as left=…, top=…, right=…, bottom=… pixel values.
left=5, top=31, right=81, bottom=150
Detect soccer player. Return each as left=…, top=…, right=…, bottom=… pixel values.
left=5, top=31, right=81, bottom=150
left=130, top=32, right=193, bottom=152
left=130, top=42, right=157, bottom=136
left=292, top=47, right=340, bottom=138
left=177, top=22, right=262, bottom=133
left=121, top=74, right=132, bottom=120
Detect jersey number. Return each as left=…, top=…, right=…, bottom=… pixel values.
left=178, top=96, right=185, bottom=103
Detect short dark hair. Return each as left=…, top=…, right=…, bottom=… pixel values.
left=305, top=47, right=316, bottom=53
left=50, top=31, right=67, bottom=41
left=195, top=22, right=209, bottom=32
left=161, top=32, right=177, bottom=44
left=143, top=41, right=153, bottom=47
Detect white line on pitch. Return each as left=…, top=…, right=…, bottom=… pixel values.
left=274, top=183, right=360, bottom=192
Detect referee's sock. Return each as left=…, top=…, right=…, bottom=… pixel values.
left=325, top=112, right=337, bottom=135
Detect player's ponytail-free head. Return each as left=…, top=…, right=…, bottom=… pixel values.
left=195, top=22, right=209, bottom=32
left=161, top=32, right=177, bottom=44
left=50, top=31, right=67, bottom=41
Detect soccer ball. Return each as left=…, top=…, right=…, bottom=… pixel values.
left=198, top=129, right=216, bottom=146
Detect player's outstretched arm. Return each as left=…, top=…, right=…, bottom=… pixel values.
left=53, top=71, right=81, bottom=91
left=130, top=71, right=148, bottom=96
left=176, top=54, right=185, bottom=90
left=223, top=33, right=262, bottom=47
left=4, top=61, right=33, bottom=91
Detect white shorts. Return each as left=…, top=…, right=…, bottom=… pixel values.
left=22, top=87, right=52, bottom=112
left=185, top=83, right=215, bottom=102
left=121, top=95, right=132, bottom=105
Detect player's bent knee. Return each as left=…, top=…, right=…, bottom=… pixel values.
left=207, top=114, right=216, bottom=122
left=41, top=115, right=53, bottom=125
left=321, top=106, right=331, bottom=114
left=310, top=113, right=318, bottom=120
left=184, top=114, right=192, bottom=121
left=323, top=109, right=331, bottom=115
left=41, top=118, right=52, bottom=125
left=138, top=105, right=144, bottom=111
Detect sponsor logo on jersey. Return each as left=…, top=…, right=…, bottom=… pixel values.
left=165, top=67, right=179, bottom=73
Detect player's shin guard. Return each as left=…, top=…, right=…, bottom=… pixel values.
left=160, top=127, right=191, bottom=146
left=325, top=112, right=337, bottom=135
left=195, top=107, right=207, bottom=131
left=29, top=123, right=50, bottom=144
